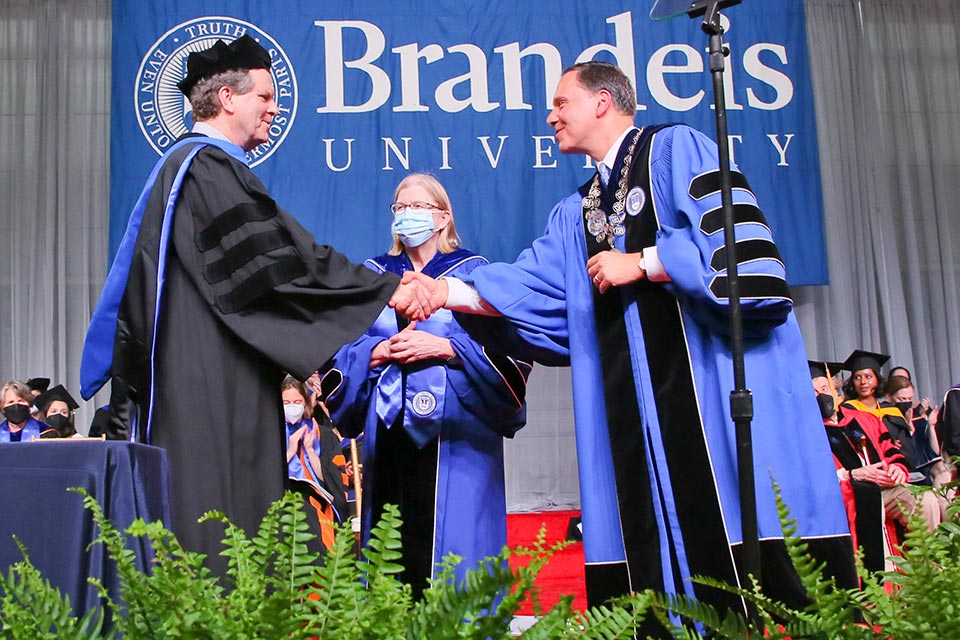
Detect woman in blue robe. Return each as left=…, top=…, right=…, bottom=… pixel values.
left=1, top=380, right=46, bottom=442
left=323, top=174, right=532, bottom=597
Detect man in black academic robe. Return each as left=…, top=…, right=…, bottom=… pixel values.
left=82, top=36, right=403, bottom=573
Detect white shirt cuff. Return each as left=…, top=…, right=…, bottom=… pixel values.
left=643, top=246, right=670, bottom=282
left=442, top=277, right=501, bottom=316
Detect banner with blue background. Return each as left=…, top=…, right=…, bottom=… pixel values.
left=112, top=0, right=827, bottom=285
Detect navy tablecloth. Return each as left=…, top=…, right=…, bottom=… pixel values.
left=0, top=441, right=172, bottom=617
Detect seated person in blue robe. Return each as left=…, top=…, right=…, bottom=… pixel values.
left=322, top=173, right=532, bottom=599
left=1, top=380, right=46, bottom=442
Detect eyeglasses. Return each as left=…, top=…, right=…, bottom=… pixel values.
left=390, top=201, right=444, bottom=215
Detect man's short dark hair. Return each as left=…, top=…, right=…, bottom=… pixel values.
left=189, top=69, right=256, bottom=121
left=563, top=61, right=637, bottom=115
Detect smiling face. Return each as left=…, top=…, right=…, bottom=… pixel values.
left=852, top=368, right=879, bottom=400
left=226, top=68, right=277, bottom=151
left=547, top=71, right=603, bottom=158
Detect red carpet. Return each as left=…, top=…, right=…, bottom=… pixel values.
left=506, top=510, right=587, bottom=615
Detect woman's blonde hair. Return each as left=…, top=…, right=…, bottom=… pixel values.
left=388, top=173, right=461, bottom=256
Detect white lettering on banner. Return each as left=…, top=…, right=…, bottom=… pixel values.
left=574, top=12, right=643, bottom=110
left=647, top=44, right=704, bottom=112
left=767, top=134, right=795, bottom=166
left=323, top=138, right=355, bottom=171
left=392, top=43, right=444, bottom=112
left=728, top=135, right=743, bottom=165
left=183, top=21, right=246, bottom=39
left=307, top=133, right=796, bottom=173
left=435, top=44, right=501, bottom=112
left=315, top=20, right=391, bottom=112
left=438, top=136, right=452, bottom=169
left=743, top=44, right=794, bottom=110
left=532, top=136, right=558, bottom=168
left=495, top=42, right=563, bottom=110
left=478, top=136, right=509, bottom=168
left=313, top=12, right=795, bottom=114
left=383, top=137, right=412, bottom=170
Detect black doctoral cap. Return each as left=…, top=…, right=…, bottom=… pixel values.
left=34, top=385, right=79, bottom=414
left=177, top=34, right=272, bottom=97
left=25, top=377, right=50, bottom=394
left=808, top=360, right=844, bottom=380
left=843, top=349, right=891, bottom=377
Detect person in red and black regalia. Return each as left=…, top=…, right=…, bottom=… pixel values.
left=811, top=360, right=907, bottom=573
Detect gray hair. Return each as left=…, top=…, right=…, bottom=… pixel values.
left=0, top=380, right=33, bottom=406
left=188, top=69, right=256, bottom=121
left=563, top=61, right=636, bottom=116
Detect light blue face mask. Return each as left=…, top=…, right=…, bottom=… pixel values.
left=391, top=208, right=437, bottom=248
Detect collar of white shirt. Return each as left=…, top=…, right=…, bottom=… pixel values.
left=191, top=121, right=232, bottom=143
left=596, top=125, right=639, bottom=183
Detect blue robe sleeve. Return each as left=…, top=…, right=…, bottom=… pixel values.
left=323, top=333, right=387, bottom=439
left=444, top=260, right=532, bottom=437
left=456, top=201, right=576, bottom=366
left=651, top=125, right=793, bottom=336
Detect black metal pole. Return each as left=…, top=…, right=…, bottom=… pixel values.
left=700, top=1, right=760, bottom=620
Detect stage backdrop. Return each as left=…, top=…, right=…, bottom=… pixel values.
left=111, top=0, right=827, bottom=285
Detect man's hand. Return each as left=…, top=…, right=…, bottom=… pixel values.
left=388, top=321, right=455, bottom=364
left=884, top=464, right=908, bottom=485
left=586, top=251, right=645, bottom=294
left=389, top=271, right=449, bottom=320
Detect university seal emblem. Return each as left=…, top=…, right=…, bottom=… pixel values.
left=134, top=17, right=297, bottom=167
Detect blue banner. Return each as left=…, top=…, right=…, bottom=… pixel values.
left=112, top=0, right=827, bottom=285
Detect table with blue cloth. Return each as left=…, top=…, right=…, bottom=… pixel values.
left=0, top=440, right=171, bottom=618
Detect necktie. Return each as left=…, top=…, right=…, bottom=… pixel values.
left=597, top=162, right=611, bottom=188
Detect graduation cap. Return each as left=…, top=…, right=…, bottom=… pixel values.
left=34, top=385, right=79, bottom=414
left=843, top=349, right=891, bottom=376
left=25, top=377, right=50, bottom=394
left=808, top=360, right=843, bottom=380
left=177, top=34, right=272, bottom=97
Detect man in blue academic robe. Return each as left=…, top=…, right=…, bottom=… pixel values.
left=391, top=61, right=854, bottom=621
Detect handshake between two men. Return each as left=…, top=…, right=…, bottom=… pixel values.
left=388, top=271, right=452, bottom=322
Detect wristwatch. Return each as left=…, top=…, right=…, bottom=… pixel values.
left=637, top=251, right=647, bottom=277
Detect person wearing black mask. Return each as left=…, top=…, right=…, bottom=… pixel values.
left=0, top=380, right=45, bottom=442
left=34, top=385, right=80, bottom=439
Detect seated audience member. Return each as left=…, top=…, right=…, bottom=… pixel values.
left=889, top=365, right=933, bottom=418
left=282, top=375, right=349, bottom=550
left=885, top=375, right=949, bottom=489
left=35, top=385, right=80, bottom=438
left=0, top=380, right=45, bottom=442
left=25, top=377, right=50, bottom=398
left=938, top=383, right=960, bottom=468
left=841, top=350, right=891, bottom=413
left=25, top=377, right=50, bottom=420
left=825, top=360, right=944, bottom=534
left=812, top=361, right=899, bottom=572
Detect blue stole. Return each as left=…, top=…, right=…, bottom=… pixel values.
left=79, top=136, right=248, bottom=442
left=368, top=249, right=483, bottom=448
left=0, top=417, right=45, bottom=443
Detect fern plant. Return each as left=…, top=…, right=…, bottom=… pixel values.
left=3, top=482, right=960, bottom=639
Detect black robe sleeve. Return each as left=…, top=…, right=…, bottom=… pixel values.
left=170, top=145, right=399, bottom=380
